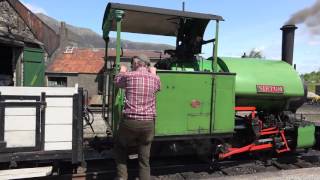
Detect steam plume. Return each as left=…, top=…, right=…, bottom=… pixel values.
left=286, top=0, right=320, bottom=35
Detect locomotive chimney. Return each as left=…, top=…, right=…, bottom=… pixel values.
left=281, top=24, right=297, bottom=65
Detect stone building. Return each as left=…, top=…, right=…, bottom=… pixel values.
left=46, top=48, right=105, bottom=98
left=46, top=47, right=165, bottom=104
left=0, top=0, right=59, bottom=86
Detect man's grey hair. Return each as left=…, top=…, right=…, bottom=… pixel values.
left=132, top=54, right=150, bottom=67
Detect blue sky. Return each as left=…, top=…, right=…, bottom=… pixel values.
left=21, top=0, right=320, bottom=74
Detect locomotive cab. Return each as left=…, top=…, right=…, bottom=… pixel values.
left=102, top=3, right=236, bottom=139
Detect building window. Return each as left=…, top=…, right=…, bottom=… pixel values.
left=48, top=77, right=67, bottom=87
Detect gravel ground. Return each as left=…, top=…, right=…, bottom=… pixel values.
left=84, top=112, right=107, bottom=138
left=296, top=104, right=320, bottom=122
left=210, top=167, right=320, bottom=180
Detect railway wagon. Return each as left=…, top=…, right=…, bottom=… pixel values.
left=102, top=3, right=319, bottom=160
left=0, top=86, right=83, bottom=174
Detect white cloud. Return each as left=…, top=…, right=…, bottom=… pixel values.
left=308, top=40, right=320, bottom=46
left=21, top=1, right=47, bottom=15
left=307, top=38, right=320, bottom=46
left=296, top=61, right=320, bottom=74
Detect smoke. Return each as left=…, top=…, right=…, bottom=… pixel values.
left=286, top=0, right=320, bottom=35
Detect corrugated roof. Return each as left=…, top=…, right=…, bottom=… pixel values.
left=112, top=48, right=165, bottom=59
left=103, top=3, right=223, bottom=37
left=47, top=48, right=166, bottom=74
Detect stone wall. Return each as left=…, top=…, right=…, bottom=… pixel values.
left=0, top=1, right=36, bottom=41
left=67, top=73, right=100, bottom=98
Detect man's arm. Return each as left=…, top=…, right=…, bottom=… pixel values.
left=149, top=67, right=157, bottom=75
left=114, top=65, right=127, bottom=88
left=155, top=76, right=161, bottom=92
left=149, top=67, right=161, bottom=92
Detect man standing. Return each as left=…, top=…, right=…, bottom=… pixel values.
left=114, top=54, right=161, bottom=180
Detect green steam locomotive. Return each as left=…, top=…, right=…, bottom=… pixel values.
left=102, top=3, right=318, bottom=160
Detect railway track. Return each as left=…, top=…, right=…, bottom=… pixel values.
left=29, top=149, right=320, bottom=180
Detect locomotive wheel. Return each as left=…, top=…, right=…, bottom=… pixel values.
left=192, top=139, right=213, bottom=163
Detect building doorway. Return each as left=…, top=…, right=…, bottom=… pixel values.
left=0, top=45, right=13, bottom=86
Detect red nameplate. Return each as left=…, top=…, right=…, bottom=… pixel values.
left=256, top=85, right=284, bottom=94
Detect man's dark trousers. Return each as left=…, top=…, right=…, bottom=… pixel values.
left=114, top=119, right=155, bottom=180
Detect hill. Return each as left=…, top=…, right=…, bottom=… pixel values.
left=36, top=13, right=173, bottom=50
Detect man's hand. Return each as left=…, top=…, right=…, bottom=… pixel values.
left=120, top=65, right=128, bottom=73
left=149, top=67, right=157, bottom=74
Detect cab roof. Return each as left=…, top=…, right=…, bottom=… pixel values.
left=102, top=3, right=224, bottom=37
